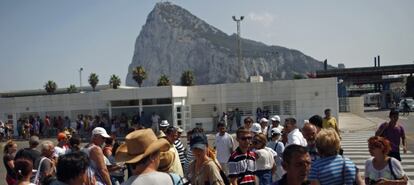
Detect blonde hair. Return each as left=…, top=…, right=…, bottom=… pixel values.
left=3, top=140, right=16, bottom=154
left=315, top=128, right=340, bottom=157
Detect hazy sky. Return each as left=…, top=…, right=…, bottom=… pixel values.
left=1, top=0, right=413, bottom=92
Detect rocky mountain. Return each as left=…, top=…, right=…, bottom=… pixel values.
left=126, top=2, right=330, bottom=86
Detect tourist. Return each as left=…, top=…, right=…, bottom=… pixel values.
left=174, top=127, right=187, bottom=174
left=266, top=128, right=285, bottom=182
left=151, top=112, right=161, bottom=133
left=165, top=126, right=184, bottom=177
left=273, top=144, right=311, bottom=185
left=67, top=135, right=81, bottom=153
left=228, top=127, right=257, bottom=185
left=214, top=122, right=234, bottom=175
left=34, top=140, right=56, bottom=184
left=54, top=132, right=68, bottom=157
left=259, top=118, right=269, bottom=135
left=51, top=151, right=90, bottom=185
left=308, top=128, right=356, bottom=184
left=159, top=120, right=170, bottom=134
left=15, top=136, right=41, bottom=171
left=267, top=115, right=283, bottom=140
left=103, top=137, right=125, bottom=185
left=227, top=108, right=235, bottom=131
left=322, top=108, right=340, bottom=136
left=234, top=108, right=242, bottom=129
left=364, top=136, right=408, bottom=184
left=211, top=106, right=220, bottom=132
left=375, top=110, right=407, bottom=161
left=187, top=132, right=225, bottom=185
left=82, top=127, right=112, bottom=185
left=252, top=133, right=275, bottom=185
left=14, top=158, right=35, bottom=185
left=308, top=115, right=322, bottom=132
left=284, top=118, right=307, bottom=147
left=115, top=128, right=177, bottom=185
left=251, top=122, right=262, bottom=135
left=302, top=123, right=319, bottom=162
left=3, top=140, right=18, bottom=185
left=243, top=117, right=254, bottom=130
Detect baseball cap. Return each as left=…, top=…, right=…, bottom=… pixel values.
left=160, top=120, right=170, bottom=127
left=260, top=118, right=268, bottom=123
left=57, top=132, right=67, bottom=141
left=251, top=123, right=262, bottom=134
left=271, top=115, right=281, bottom=122
left=190, top=133, right=208, bottom=150
left=271, top=128, right=281, bottom=135
left=92, top=127, right=110, bottom=138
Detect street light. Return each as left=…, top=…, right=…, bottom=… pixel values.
left=79, top=67, right=83, bottom=92
left=233, top=15, right=244, bottom=82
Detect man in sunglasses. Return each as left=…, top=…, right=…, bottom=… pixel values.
left=228, top=127, right=257, bottom=185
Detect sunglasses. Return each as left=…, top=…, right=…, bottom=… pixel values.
left=252, top=140, right=261, bottom=145
left=239, top=136, right=253, bottom=141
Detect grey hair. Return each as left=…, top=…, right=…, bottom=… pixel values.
left=40, top=140, right=54, bottom=152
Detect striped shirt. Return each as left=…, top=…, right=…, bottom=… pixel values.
left=308, top=155, right=356, bottom=185
left=174, top=139, right=187, bottom=167
left=228, top=147, right=257, bottom=185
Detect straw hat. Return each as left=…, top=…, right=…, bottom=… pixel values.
left=158, top=151, right=175, bottom=172
left=115, top=129, right=170, bottom=164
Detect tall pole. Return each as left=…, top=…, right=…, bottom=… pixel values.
left=79, top=67, right=83, bottom=92
left=233, top=16, right=244, bottom=82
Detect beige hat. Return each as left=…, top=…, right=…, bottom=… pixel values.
left=115, top=129, right=170, bottom=164
left=158, top=151, right=175, bottom=172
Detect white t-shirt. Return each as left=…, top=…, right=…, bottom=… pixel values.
left=255, top=148, right=275, bottom=171
left=54, top=146, right=67, bottom=157
left=286, top=128, right=307, bottom=147
left=215, top=132, right=234, bottom=163
left=365, top=157, right=405, bottom=181
left=122, top=171, right=174, bottom=185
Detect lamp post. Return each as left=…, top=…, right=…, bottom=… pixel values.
left=232, top=15, right=244, bottom=82
left=79, top=67, right=83, bottom=92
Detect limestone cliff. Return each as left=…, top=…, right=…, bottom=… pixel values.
left=126, top=2, right=328, bottom=86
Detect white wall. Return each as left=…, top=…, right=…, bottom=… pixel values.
left=187, top=78, right=338, bottom=130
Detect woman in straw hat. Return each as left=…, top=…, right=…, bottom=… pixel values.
left=115, top=128, right=179, bottom=185
left=187, top=132, right=225, bottom=185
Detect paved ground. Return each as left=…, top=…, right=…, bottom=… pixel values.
left=0, top=110, right=411, bottom=184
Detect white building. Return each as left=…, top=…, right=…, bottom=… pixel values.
left=0, top=78, right=338, bottom=134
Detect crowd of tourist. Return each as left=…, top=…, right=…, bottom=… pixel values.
left=1, top=108, right=410, bottom=185
left=8, top=111, right=164, bottom=140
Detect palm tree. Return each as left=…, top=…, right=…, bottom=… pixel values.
left=44, top=80, right=57, bottom=94
left=181, top=70, right=195, bottom=86
left=88, top=73, right=99, bottom=91
left=109, top=74, right=121, bottom=89
left=157, top=74, right=171, bottom=86
left=67, top=84, right=77, bottom=93
left=132, top=66, right=147, bottom=87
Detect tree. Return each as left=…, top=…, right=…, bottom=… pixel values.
left=67, top=84, right=77, bottom=93
left=44, top=80, right=57, bottom=94
left=109, top=74, right=121, bottom=89
left=181, top=70, right=195, bottom=86
left=88, top=73, right=99, bottom=91
left=132, top=66, right=147, bottom=87
left=157, top=74, right=171, bottom=86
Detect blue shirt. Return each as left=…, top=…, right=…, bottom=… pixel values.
left=308, top=155, right=356, bottom=185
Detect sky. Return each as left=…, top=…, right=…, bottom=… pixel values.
left=0, top=0, right=413, bottom=92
